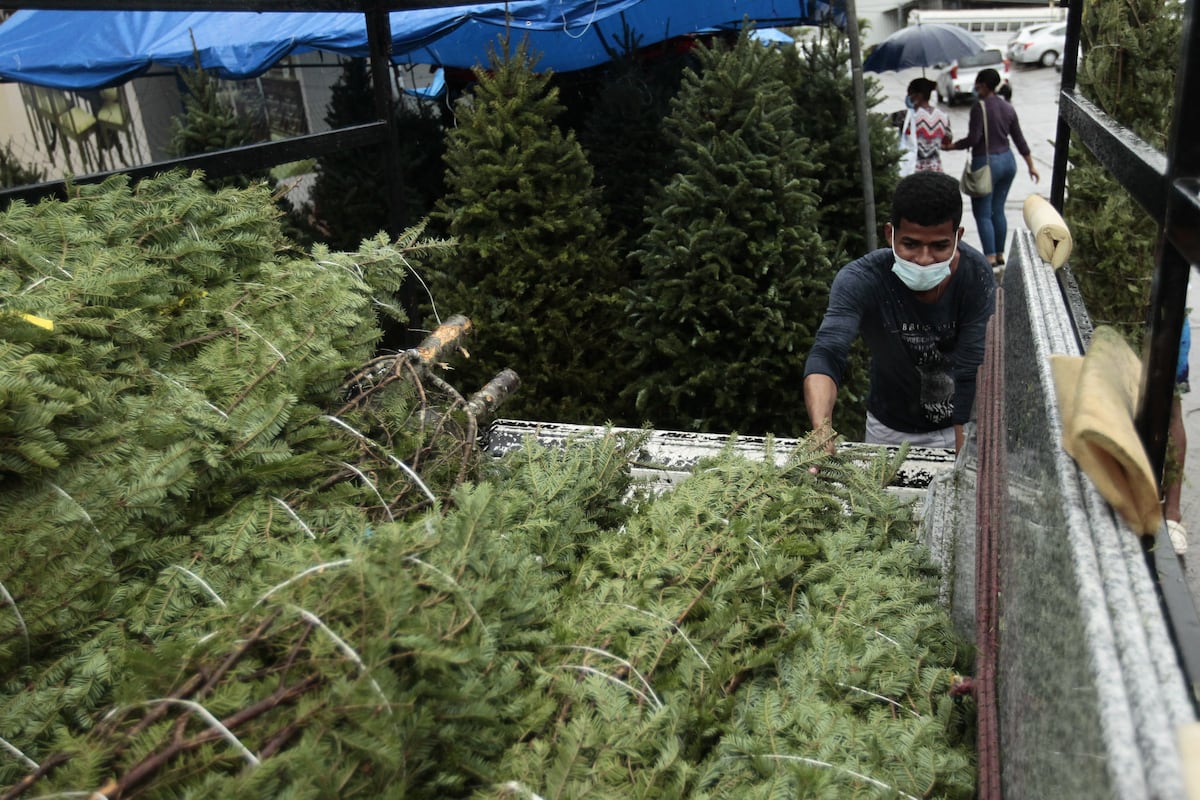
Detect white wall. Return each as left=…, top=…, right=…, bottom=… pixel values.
left=858, top=0, right=913, bottom=48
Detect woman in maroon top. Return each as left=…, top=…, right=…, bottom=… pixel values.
left=946, top=68, right=1040, bottom=268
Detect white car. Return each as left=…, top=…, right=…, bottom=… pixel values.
left=1007, top=23, right=1068, bottom=67
left=936, top=48, right=1013, bottom=105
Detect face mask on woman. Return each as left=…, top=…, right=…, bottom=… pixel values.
left=891, top=232, right=958, bottom=292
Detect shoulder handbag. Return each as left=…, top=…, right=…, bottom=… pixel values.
left=960, top=100, right=992, bottom=197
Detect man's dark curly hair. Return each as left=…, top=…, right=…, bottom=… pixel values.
left=891, top=171, right=962, bottom=230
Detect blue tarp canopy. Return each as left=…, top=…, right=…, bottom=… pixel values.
left=0, top=1, right=843, bottom=90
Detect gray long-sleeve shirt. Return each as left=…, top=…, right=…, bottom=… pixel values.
left=954, top=94, right=1031, bottom=157
left=804, top=245, right=996, bottom=432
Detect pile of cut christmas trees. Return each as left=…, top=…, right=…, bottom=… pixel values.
left=0, top=173, right=975, bottom=798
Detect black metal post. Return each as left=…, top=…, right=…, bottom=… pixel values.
left=843, top=0, right=877, bottom=252
left=364, top=0, right=426, bottom=344
left=365, top=1, right=404, bottom=236
left=1135, top=0, right=1200, bottom=483
left=1049, top=0, right=1081, bottom=211
left=1136, top=0, right=1200, bottom=708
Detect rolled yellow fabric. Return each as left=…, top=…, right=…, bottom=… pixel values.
left=1050, top=326, right=1162, bottom=534
left=1023, top=194, right=1073, bottom=268
left=1179, top=723, right=1200, bottom=800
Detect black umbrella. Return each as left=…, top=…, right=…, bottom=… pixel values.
left=863, top=23, right=985, bottom=74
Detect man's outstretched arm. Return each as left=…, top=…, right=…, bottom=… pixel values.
left=804, top=373, right=839, bottom=460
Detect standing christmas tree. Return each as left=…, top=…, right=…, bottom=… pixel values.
left=623, top=29, right=833, bottom=437
left=431, top=38, right=628, bottom=424
left=168, top=62, right=268, bottom=191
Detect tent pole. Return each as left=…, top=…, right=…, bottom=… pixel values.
left=365, top=1, right=421, bottom=344
left=843, top=0, right=877, bottom=251
left=365, top=1, right=403, bottom=236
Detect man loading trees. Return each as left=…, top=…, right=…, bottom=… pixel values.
left=804, top=171, right=996, bottom=454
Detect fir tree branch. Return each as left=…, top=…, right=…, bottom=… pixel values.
left=103, top=699, right=260, bottom=767
left=1, top=752, right=74, bottom=800
left=256, top=716, right=311, bottom=760
left=598, top=603, right=711, bottom=669
left=225, top=326, right=318, bottom=419
left=836, top=682, right=921, bottom=718
left=725, top=754, right=921, bottom=800
left=197, top=611, right=281, bottom=700
left=292, top=606, right=392, bottom=713
left=849, top=620, right=903, bottom=648
left=404, top=556, right=485, bottom=640
left=170, top=326, right=236, bottom=350
left=162, top=565, right=226, bottom=608
left=415, top=369, right=474, bottom=483
left=271, top=497, right=318, bottom=540
left=0, top=736, right=38, bottom=770
left=553, top=645, right=662, bottom=709
left=119, top=673, right=209, bottom=741
left=322, top=415, right=438, bottom=506
left=0, top=578, right=30, bottom=664
left=334, top=353, right=416, bottom=415
left=92, top=675, right=323, bottom=800
left=47, top=481, right=101, bottom=536
left=339, top=461, right=396, bottom=523
left=224, top=355, right=285, bottom=416
left=642, top=576, right=717, bottom=684
left=222, top=312, right=287, bottom=362
left=553, top=665, right=663, bottom=710
left=252, top=561, right=354, bottom=609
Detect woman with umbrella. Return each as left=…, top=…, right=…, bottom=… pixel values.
left=945, top=68, right=1040, bottom=268
left=868, top=23, right=975, bottom=177
left=864, top=22, right=985, bottom=73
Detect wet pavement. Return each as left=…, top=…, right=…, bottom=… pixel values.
left=872, top=63, right=1200, bottom=595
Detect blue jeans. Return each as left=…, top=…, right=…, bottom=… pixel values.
left=969, top=149, right=1017, bottom=259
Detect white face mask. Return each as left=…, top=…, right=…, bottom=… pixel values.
left=891, top=231, right=957, bottom=292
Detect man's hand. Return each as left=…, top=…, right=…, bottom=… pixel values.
left=807, top=420, right=838, bottom=475
left=803, top=374, right=840, bottom=475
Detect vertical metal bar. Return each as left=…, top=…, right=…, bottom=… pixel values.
left=365, top=0, right=423, bottom=344
left=843, top=0, right=877, bottom=251
left=1134, top=0, right=1199, bottom=482
left=1050, top=0, right=1081, bottom=211
left=364, top=0, right=403, bottom=236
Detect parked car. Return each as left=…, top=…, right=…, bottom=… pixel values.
left=1007, top=22, right=1068, bottom=67
left=936, top=47, right=1012, bottom=105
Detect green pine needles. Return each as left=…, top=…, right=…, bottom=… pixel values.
left=1064, top=0, right=1182, bottom=344
left=0, top=141, right=42, bottom=189
left=3, top=421, right=975, bottom=797
left=1, top=104, right=972, bottom=800
left=0, top=172, right=461, bottom=778
left=169, top=62, right=269, bottom=192
left=430, top=38, right=631, bottom=425
left=623, top=30, right=833, bottom=437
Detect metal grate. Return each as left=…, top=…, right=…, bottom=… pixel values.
left=1048, top=0, right=1200, bottom=711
